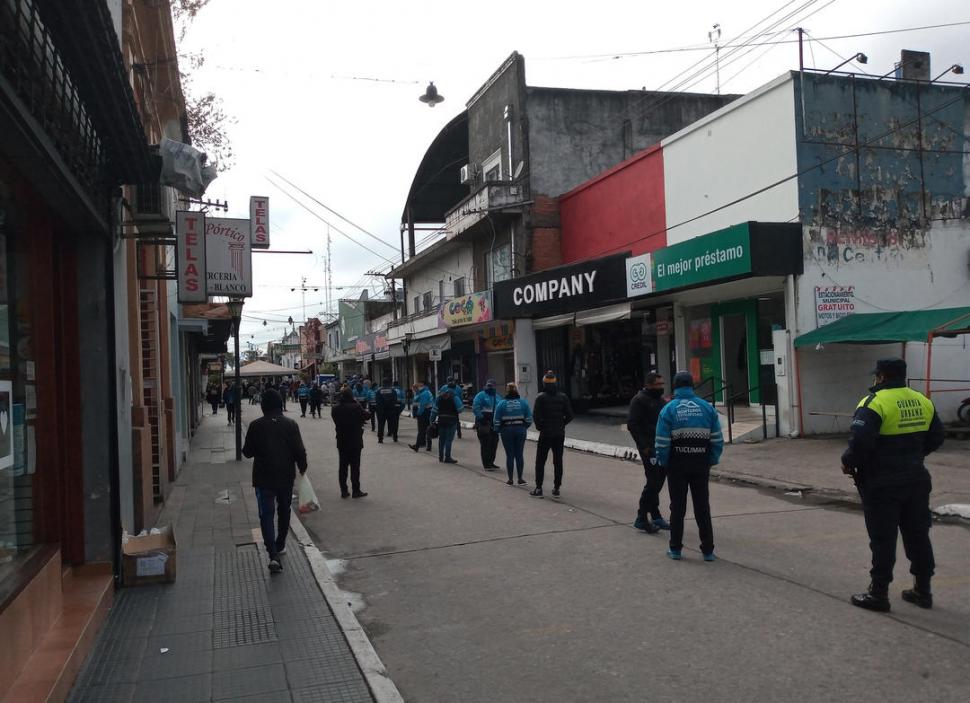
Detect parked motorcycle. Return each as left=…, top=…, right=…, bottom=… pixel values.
left=958, top=397, right=970, bottom=426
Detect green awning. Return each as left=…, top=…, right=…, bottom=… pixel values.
left=794, top=307, right=970, bottom=347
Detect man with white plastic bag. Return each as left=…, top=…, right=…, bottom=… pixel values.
left=297, top=472, right=320, bottom=514
left=243, top=388, right=308, bottom=574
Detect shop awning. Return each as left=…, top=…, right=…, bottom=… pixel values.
left=533, top=313, right=575, bottom=330
left=239, top=360, right=299, bottom=377
left=574, top=303, right=631, bottom=327
left=794, top=307, right=970, bottom=347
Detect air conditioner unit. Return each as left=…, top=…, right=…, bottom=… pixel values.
left=459, top=164, right=473, bottom=184
left=130, top=181, right=177, bottom=235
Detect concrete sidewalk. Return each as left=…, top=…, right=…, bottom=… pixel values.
left=450, top=412, right=970, bottom=514
left=68, top=406, right=383, bottom=703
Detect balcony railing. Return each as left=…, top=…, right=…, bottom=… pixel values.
left=444, top=181, right=529, bottom=237
left=0, top=0, right=107, bottom=207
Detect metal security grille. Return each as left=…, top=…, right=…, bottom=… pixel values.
left=139, top=287, right=163, bottom=503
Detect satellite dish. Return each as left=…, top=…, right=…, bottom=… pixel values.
left=513, top=161, right=524, bottom=179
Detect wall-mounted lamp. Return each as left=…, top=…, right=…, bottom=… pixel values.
left=931, top=64, right=964, bottom=82
left=824, top=53, right=867, bottom=74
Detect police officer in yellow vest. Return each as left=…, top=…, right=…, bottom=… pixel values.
left=841, top=358, right=945, bottom=612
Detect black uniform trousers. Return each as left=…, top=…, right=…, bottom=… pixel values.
left=377, top=411, right=400, bottom=441
left=636, top=449, right=668, bottom=521
left=299, top=398, right=309, bottom=416
left=534, top=434, right=565, bottom=488
left=415, top=410, right=433, bottom=450
left=337, top=445, right=362, bottom=494
left=477, top=425, right=499, bottom=467
left=667, top=467, right=714, bottom=554
left=859, top=478, right=935, bottom=587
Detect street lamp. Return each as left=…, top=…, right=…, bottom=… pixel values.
left=932, top=64, right=964, bottom=82
left=824, top=53, right=867, bottom=75
left=226, top=298, right=245, bottom=461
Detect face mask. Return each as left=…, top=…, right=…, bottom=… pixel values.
left=647, top=387, right=665, bottom=398
left=486, top=388, right=496, bottom=395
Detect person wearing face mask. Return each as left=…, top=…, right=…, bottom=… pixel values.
left=628, top=372, right=671, bottom=534
left=472, top=379, right=501, bottom=470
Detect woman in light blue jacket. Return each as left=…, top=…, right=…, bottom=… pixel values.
left=493, top=383, right=533, bottom=486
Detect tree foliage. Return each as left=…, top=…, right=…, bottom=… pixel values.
left=172, top=1, right=235, bottom=171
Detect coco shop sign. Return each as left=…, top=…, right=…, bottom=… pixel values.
left=626, top=222, right=803, bottom=296
left=494, top=253, right=630, bottom=318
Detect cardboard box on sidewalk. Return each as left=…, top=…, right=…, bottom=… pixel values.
left=122, top=526, right=177, bottom=586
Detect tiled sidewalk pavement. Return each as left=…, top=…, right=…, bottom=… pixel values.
left=69, top=409, right=374, bottom=703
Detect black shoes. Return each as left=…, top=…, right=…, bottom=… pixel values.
left=444, top=458, right=458, bottom=464
left=850, top=583, right=890, bottom=612
left=517, top=478, right=526, bottom=485
left=352, top=491, right=368, bottom=498
left=378, top=438, right=383, bottom=444
left=341, top=491, right=350, bottom=499
left=902, top=577, right=933, bottom=609
left=409, top=444, right=419, bottom=452
left=268, top=559, right=282, bottom=574
left=530, top=487, right=543, bottom=498
left=551, top=487, right=560, bottom=497
left=506, top=479, right=513, bottom=485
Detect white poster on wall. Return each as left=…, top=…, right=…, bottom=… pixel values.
left=815, top=285, right=856, bottom=327
left=205, top=217, right=253, bottom=297
left=0, top=380, right=12, bottom=470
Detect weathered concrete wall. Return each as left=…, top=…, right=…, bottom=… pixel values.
left=794, top=73, right=970, bottom=429
left=466, top=53, right=528, bottom=184
left=527, top=87, right=737, bottom=200
left=405, top=243, right=476, bottom=313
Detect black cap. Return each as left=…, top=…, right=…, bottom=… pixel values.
left=673, top=371, right=695, bottom=389
left=870, top=357, right=907, bottom=379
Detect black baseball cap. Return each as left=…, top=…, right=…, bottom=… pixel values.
left=870, top=358, right=907, bottom=379
left=673, top=371, right=695, bottom=389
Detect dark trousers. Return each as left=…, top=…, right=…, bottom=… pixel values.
left=500, top=426, right=527, bottom=481
left=860, top=479, right=935, bottom=587
left=309, top=401, right=320, bottom=417
left=377, top=411, right=400, bottom=440
left=668, top=468, right=714, bottom=554
left=226, top=403, right=235, bottom=424
left=534, top=434, right=565, bottom=488
left=369, top=405, right=376, bottom=430
left=338, top=445, right=362, bottom=494
left=416, top=411, right=432, bottom=449
left=255, top=484, right=293, bottom=559
left=477, top=426, right=499, bottom=467
left=299, top=398, right=309, bottom=416
left=437, top=421, right=457, bottom=460
left=209, top=401, right=219, bottom=415
left=637, top=449, right=668, bottom=521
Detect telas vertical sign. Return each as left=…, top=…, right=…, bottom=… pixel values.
left=176, top=211, right=207, bottom=303
left=250, top=196, right=270, bottom=249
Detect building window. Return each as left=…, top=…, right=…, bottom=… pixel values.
left=422, top=291, right=432, bottom=311
left=482, top=149, right=502, bottom=182
left=487, top=242, right=512, bottom=287
left=453, top=277, right=466, bottom=297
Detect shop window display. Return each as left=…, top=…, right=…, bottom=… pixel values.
left=0, top=181, right=37, bottom=576
left=568, top=322, right=643, bottom=408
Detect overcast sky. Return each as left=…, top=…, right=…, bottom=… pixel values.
left=175, top=0, right=968, bottom=350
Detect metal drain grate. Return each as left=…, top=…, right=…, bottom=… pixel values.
left=211, top=549, right=279, bottom=648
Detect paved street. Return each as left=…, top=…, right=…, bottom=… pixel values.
left=294, top=409, right=970, bottom=703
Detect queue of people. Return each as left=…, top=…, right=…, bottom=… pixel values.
left=241, top=357, right=947, bottom=614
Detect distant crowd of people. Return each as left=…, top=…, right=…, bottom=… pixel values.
left=204, top=378, right=339, bottom=427
left=236, top=358, right=946, bottom=616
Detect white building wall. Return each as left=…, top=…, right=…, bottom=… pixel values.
left=405, top=243, right=475, bottom=314
left=796, top=219, right=970, bottom=431
left=662, top=74, right=800, bottom=244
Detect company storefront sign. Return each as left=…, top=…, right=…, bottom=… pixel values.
left=355, top=331, right=390, bottom=360
left=250, top=196, right=270, bottom=249
left=176, top=211, right=207, bottom=303
left=205, top=217, right=253, bottom=297
left=624, top=222, right=802, bottom=296
left=439, top=291, right=493, bottom=327
left=815, top=285, right=855, bottom=326
left=625, top=253, right=652, bottom=298
left=494, top=253, right=629, bottom=318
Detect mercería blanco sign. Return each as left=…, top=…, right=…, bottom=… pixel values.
left=512, top=271, right=597, bottom=306
left=493, top=252, right=629, bottom=318
left=250, top=195, right=270, bottom=249
left=176, top=211, right=207, bottom=303
left=205, top=217, right=253, bottom=297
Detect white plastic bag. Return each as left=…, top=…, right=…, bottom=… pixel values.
left=297, top=473, right=320, bottom=513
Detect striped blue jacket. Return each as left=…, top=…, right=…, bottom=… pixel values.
left=655, top=387, right=723, bottom=470
left=493, top=396, right=533, bottom=430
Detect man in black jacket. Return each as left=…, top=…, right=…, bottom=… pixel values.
left=841, top=358, right=945, bottom=612
left=332, top=386, right=370, bottom=499
left=242, top=389, right=308, bottom=574
left=530, top=370, right=574, bottom=498
left=628, top=372, right=670, bottom=534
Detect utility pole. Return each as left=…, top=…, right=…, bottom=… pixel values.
left=797, top=27, right=804, bottom=71
left=709, top=23, right=722, bottom=95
